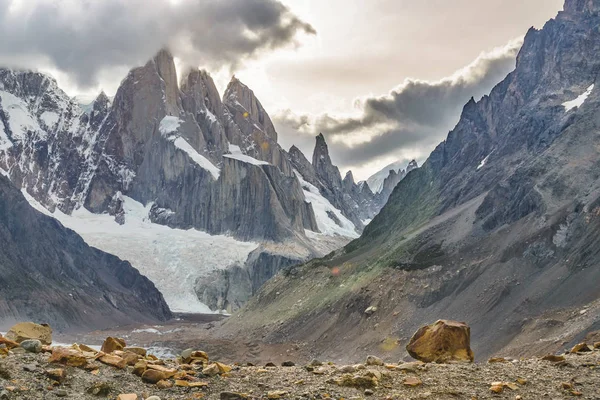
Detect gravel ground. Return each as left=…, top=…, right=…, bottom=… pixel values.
left=0, top=344, right=598, bottom=399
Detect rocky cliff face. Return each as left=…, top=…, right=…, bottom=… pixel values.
left=0, top=50, right=383, bottom=314
left=0, top=174, right=171, bottom=331
left=224, top=0, right=600, bottom=361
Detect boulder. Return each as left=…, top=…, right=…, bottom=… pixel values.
left=406, top=320, right=474, bottom=363
left=5, top=322, right=52, bottom=345
left=142, top=369, right=166, bottom=384
left=98, top=354, right=127, bottom=369
left=570, top=342, right=593, bottom=353
left=20, top=340, right=42, bottom=354
left=101, top=337, right=125, bottom=354
left=48, top=347, right=87, bottom=367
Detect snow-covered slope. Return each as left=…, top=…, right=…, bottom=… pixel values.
left=22, top=190, right=257, bottom=313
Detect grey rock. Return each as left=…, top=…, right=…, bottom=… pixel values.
left=20, top=339, right=42, bottom=354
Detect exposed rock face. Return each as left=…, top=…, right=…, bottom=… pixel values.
left=406, top=320, right=474, bottom=363
left=0, top=49, right=375, bottom=313
left=290, top=135, right=383, bottom=229
left=224, top=0, right=600, bottom=361
left=0, top=175, right=171, bottom=331
left=377, top=159, right=419, bottom=205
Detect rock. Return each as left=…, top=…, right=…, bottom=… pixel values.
left=202, top=363, right=220, bottom=376
left=156, top=380, right=173, bottom=389
left=99, top=354, right=127, bottom=369
left=220, top=392, right=249, bottom=400
left=132, top=361, right=148, bottom=377
left=56, top=389, right=68, bottom=397
left=5, top=322, right=52, bottom=345
left=48, top=347, right=87, bottom=367
left=116, top=395, right=138, bottom=400
left=267, top=390, right=289, bottom=399
left=22, top=364, right=38, bottom=372
left=142, top=369, right=167, bottom=384
left=20, top=339, right=42, bottom=353
left=265, top=362, right=277, bottom=367
left=541, top=354, right=566, bottom=362
left=364, top=389, right=374, bottom=396
left=45, top=368, right=66, bottom=383
left=570, top=343, right=593, bottom=353
left=181, top=348, right=194, bottom=360
left=336, top=373, right=378, bottom=388
left=0, top=336, right=19, bottom=349
left=86, top=382, right=112, bottom=396
left=490, top=384, right=504, bottom=394
left=488, top=357, right=508, bottom=363
left=122, top=351, right=140, bottom=366
left=124, top=347, right=147, bottom=357
left=338, top=365, right=357, bottom=373
left=147, top=365, right=177, bottom=378
left=406, top=320, right=474, bottom=363
left=366, top=355, right=384, bottom=366
left=281, top=361, right=295, bottom=367
left=594, top=341, right=600, bottom=349
left=364, top=306, right=378, bottom=315
left=146, top=397, right=161, bottom=400
left=202, top=362, right=231, bottom=376
left=397, top=362, right=424, bottom=373
left=403, top=376, right=423, bottom=387
left=310, top=359, right=323, bottom=366
left=101, top=337, right=125, bottom=354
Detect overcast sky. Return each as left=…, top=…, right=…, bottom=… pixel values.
left=0, top=0, right=564, bottom=180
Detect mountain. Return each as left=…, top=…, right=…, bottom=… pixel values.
left=222, top=0, right=600, bottom=361
left=0, top=50, right=385, bottom=314
left=366, top=160, right=419, bottom=194
left=0, top=173, right=171, bottom=331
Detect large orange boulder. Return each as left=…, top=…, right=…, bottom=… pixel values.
left=5, top=322, right=52, bottom=345
left=406, top=320, right=474, bottom=363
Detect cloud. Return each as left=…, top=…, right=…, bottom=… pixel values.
left=0, top=0, right=315, bottom=89
left=274, top=38, right=523, bottom=178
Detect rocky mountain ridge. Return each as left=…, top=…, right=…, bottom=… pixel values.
left=221, top=0, right=600, bottom=362
left=0, top=174, right=171, bottom=331
left=0, top=49, right=407, bottom=314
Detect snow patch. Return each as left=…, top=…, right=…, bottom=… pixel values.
left=477, top=151, right=493, bottom=170
left=294, top=170, right=359, bottom=238
left=225, top=143, right=269, bottom=166
left=0, top=90, right=42, bottom=140
left=40, top=111, right=60, bottom=128
left=20, top=191, right=258, bottom=314
left=563, top=84, right=595, bottom=111
left=160, top=116, right=220, bottom=180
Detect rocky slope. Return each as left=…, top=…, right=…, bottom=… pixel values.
left=0, top=50, right=390, bottom=314
left=221, top=0, right=600, bottom=361
left=0, top=331, right=599, bottom=399
left=0, top=174, right=171, bottom=331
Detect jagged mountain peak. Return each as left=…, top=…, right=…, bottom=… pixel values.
left=223, top=75, right=278, bottom=141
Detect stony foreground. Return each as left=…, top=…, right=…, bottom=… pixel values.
left=0, top=340, right=599, bottom=399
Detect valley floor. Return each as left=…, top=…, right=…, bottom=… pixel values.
left=0, top=343, right=598, bottom=399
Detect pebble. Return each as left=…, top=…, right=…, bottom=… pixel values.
left=364, top=389, right=374, bottom=396
left=56, top=389, right=68, bottom=397
left=146, top=397, right=161, bottom=400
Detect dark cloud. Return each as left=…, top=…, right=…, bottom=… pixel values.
left=0, top=0, right=315, bottom=88
left=273, top=38, right=522, bottom=176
